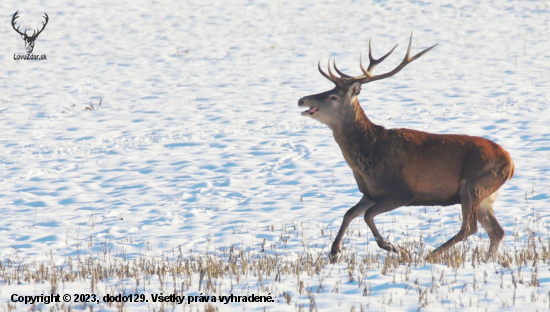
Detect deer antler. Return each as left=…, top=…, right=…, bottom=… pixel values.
left=318, top=59, right=342, bottom=85
left=318, top=33, right=437, bottom=86
left=365, top=39, right=398, bottom=73
left=357, top=32, right=437, bottom=84
left=11, top=11, right=25, bottom=36
left=332, top=59, right=353, bottom=78
left=329, top=40, right=397, bottom=80
left=12, top=11, right=49, bottom=39
left=33, top=13, right=49, bottom=39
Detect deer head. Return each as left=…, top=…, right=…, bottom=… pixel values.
left=12, top=11, right=49, bottom=53
left=298, top=33, right=437, bottom=130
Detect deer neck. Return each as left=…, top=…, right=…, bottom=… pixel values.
left=331, top=98, right=378, bottom=146
left=329, top=99, right=380, bottom=174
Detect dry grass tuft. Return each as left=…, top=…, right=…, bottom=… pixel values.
left=1, top=224, right=549, bottom=311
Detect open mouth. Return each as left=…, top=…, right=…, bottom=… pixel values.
left=301, top=107, right=318, bottom=116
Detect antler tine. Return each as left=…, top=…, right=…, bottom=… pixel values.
left=408, top=41, right=437, bottom=62
left=318, top=59, right=341, bottom=85
left=34, top=13, right=49, bottom=37
left=327, top=58, right=339, bottom=80
left=12, top=11, right=19, bottom=23
left=11, top=11, right=25, bottom=36
left=358, top=32, right=437, bottom=84
left=333, top=59, right=352, bottom=78
left=367, top=39, right=398, bottom=72
left=359, top=52, right=368, bottom=78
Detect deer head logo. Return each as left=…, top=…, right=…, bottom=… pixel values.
left=11, top=11, right=49, bottom=53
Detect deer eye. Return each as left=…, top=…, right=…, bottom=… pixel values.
left=329, top=96, right=339, bottom=101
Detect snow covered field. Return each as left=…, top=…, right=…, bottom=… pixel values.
left=1, top=0, right=550, bottom=311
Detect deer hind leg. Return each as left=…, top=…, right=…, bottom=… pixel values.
left=363, top=200, right=403, bottom=253
left=477, top=191, right=504, bottom=256
left=330, top=196, right=375, bottom=263
left=430, top=180, right=482, bottom=256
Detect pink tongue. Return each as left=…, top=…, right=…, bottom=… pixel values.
left=309, top=107, right=318, bottom=113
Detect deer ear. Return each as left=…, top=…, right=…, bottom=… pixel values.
left=349, top=83, right=361, bottom=97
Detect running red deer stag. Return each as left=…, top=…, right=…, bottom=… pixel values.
left=298, top=34, right=514, bottom=263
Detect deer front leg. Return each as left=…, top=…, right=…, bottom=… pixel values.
left=363, top=200, right=404, bottom=253
left=330, top=196, right=375, bottom=263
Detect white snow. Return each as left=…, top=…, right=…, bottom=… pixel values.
left=1, top=0, right=550, bottom=311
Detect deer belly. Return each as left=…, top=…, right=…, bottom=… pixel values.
left=406, top=175, right=461, bottom=206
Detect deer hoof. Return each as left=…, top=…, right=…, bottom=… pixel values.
left=329, top=250, right=341, bottom=263
left=488, top=243, right=500, bottom=257
left=376, top=238, right=398, bottom=254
